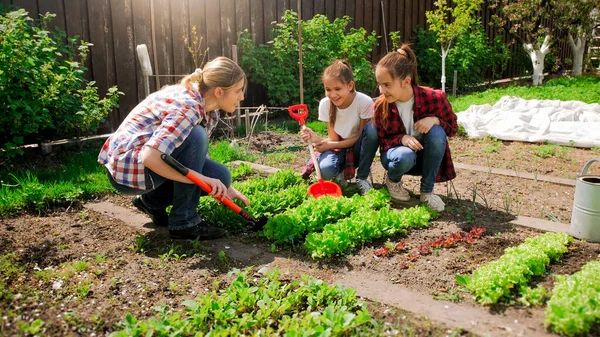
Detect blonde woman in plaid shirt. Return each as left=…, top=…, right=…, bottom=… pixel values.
left=98, top=57, right=247, bottom=240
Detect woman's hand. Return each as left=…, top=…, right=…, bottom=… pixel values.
left=414, top=117, right=439, bottom=134
left=401, top=135, right=423, bottom=151
left=201, top=175, right=228, bottom=199
left=314, top=139, right=333, bottom=152
left=227, top=186, right=249, bottom=206
left=300, top=128, right=320, bottom=143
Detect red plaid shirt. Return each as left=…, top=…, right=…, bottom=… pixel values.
left=374, top=85, right=457, bottom=182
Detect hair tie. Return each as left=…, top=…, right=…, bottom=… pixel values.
left=193, top=68, right=203, bottom=80
left=397, top=48, right=406, bottom=56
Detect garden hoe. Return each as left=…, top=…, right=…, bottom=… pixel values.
left=161, top=154, right=266, bottom=231
left=288, top=104, right=342, bottom=198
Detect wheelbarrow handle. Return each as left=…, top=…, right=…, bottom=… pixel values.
left=161, top=153, right=244, bottom=215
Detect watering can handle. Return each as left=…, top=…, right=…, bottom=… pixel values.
left=580, top=158, right=600, bottom=176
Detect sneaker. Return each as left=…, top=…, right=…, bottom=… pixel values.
left=132, top=195, right=168, bottom=227
left=334, top=172, right=348, bottom=187
left=420, top=193, right=445, bottom=212
left=356, top=178, right=373, bottom=195
left=385, top=175, right=410, bottom=201
left=169, top=223, right=227, bottom=240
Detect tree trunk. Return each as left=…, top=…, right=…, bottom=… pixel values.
left=523, top=35, right=551, bottom=86
left=568, top=33, right=586, bottom=76
left=441, top=46, right=448, bottom=92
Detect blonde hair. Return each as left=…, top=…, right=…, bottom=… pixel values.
left=374, top=44, right=418, bottom=128
left=322, top=60, right=355, bottom=127
left=180, top=56, right=246, bottom=94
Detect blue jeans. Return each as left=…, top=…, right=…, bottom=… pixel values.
left=318, top=121, right=379, bottom=180
left=380, top=125, right=447, bottom=193
left=107, top=125, right=231, bottom=230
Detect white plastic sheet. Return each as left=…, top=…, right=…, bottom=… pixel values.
left=457, top=96, right=600, bottom=148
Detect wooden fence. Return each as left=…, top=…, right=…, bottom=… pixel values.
left=1, top=0, right=572, bottom=132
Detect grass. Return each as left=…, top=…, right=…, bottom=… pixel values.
left=449, top=75, right=600, bottom=113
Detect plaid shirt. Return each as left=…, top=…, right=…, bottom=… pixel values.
left=374, top=85, right=457, bottom=182
left=98, top=85, right=219, bottom=190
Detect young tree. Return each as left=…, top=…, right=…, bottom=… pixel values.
left=490, top=0, right=554, bottom=85
left=426, top=0, right=484, bottom=92
left=553, top=0, right=600, bottom=76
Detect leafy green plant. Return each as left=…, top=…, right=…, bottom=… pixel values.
left=544, top=260, right=600, bottom=336
left=456, top=232, right=572, bottom=305
left=0, top=9, right=122, bottom=156
left=481, top=137, right=502, bottom=153
left=531, top=143, right=571, bottom=159
left=238, top=11, right=377, bottom=119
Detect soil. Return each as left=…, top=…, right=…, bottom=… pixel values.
left=2, top=131, right=600, bottom=336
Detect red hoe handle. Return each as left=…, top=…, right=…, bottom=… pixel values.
left=288, top=104, right=309, bottom=126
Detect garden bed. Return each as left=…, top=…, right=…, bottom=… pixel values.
left=2, top=131, right=600, bottom=336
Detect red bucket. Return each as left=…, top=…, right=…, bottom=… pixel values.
left=308, top=179, right=343, bottom=198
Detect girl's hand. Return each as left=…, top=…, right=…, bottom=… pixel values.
left=401, top=135, right=423, bottom=151
left=227, top=186, right=249, bottom=206
left=202, top=175, right=228, bottom=199
left=314, top=139, right=332, bottom=152
left=300, top=128, right=319, bottom=143
left=414, top=117, right=439, bottom=134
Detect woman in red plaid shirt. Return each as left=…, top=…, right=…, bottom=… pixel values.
left=98, top=57, right=248, bottom=240
left=374, top=44, right=457, bottom=211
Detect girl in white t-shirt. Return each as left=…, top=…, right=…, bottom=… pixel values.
left=300, top=60, right=379, bottom=194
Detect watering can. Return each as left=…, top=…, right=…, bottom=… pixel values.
left=570, top=158, right=600, bottom=242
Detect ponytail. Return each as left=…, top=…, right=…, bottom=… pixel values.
left=180, top=56, right=246, bottom=94
left=374, top=43, right=419, bottom=128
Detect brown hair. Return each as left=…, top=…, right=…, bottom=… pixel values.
left=374, top=44, right=418, bottom=128
left=180, top=56, right=246, bottom=94
left=322, top=60, right=355, bottom=127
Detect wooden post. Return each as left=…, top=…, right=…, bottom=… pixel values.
left=452, top=70, right=457, bottom=99
left=150, top=0, right=160, bottom=89
left=297, top=0, right=304, bottom=104
left=245, top=108, right=250, bottom=138
left=232, top=45, right=241, bottom=129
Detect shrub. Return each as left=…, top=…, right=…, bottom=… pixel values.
left=238, top=10, right=377, bottom=120
left=413, top=24, right=510, bottom=92
left=0, top=9, right=122, bottom=157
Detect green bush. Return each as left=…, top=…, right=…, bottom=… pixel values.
left=238, top=10, right=377, bottom=120
left=0, top=9, right=122, bottom=157
left=413, top=24, right=510, bottom=92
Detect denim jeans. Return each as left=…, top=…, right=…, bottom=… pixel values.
left=380, top=125, right=447, bottom=193
left=317, top=121, right=379, bottom=180
left=106, top=125, right=231, bottom=229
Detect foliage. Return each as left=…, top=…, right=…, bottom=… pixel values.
left=455, top=232, right=572, bottom=305
left=238, top=11, right=377, bottom=120
left=544, top=260, right=600, bottom=336
left=208, top=140, right=256, bottom=163
left=413, top=26, right=510, bottom=92
left=110, top=269, right=377, bottom=336
left=0, top=9, right=122, bottom=157
left=425, top=0, right=484, bottom=90
left=489, top=0, right=553, bottom=47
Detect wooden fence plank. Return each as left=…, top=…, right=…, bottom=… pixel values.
left=388, top=0, right=397, bottom=37
left=188, top=0, right=208, bottom=67
left=262, top=0, right=276, bottom=41
left=275, top=0, right=289, bottom=21
left=325, top=0, right=335, bottom=21
left=314, top=0, right=325, bottom=16
left=171, top=0, right=192, bottom=73
left=370, top=0, right=380, bottom=60
left=38, top=0, right=65, bottom=31
left=335, top=0, right=344, bottom=19
left=87, top=0, right=117, bottom=131
left=235, top=0, right=250, bottom=40
left=11, top=0, right=38, bottom=18
left=355, top=0, right=363, bottom=28
left=345, top=0, right=355, bottom=28
left=301, top=0, right=312, bottom=20
left=403, top=0, right=411, bottom=43
left=397, top=0, right=404, bottom=41
left=153, top=0, right=174, bottom=81
left=131, top=0, right=155, bottom=99
left=110, top=0, right=138, bottom=122
left=65, top=0, right=92, bottom=80
left=250, top=0, right=263, bottom=44
left=205, top=0, right=222, bottom=57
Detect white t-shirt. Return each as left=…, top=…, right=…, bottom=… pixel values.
left=318, top=92, right=374, bottom=139
left=395, top=96, right=422, bottom=139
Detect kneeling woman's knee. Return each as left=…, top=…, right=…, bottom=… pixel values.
left=364, top=121, right=379, bottom=140
left=427, top=125, right=447, bottom=147
left=189, top=126, right=209, bottom=150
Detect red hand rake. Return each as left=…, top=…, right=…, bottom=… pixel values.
left=288, top=104, right=342, bottom=198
